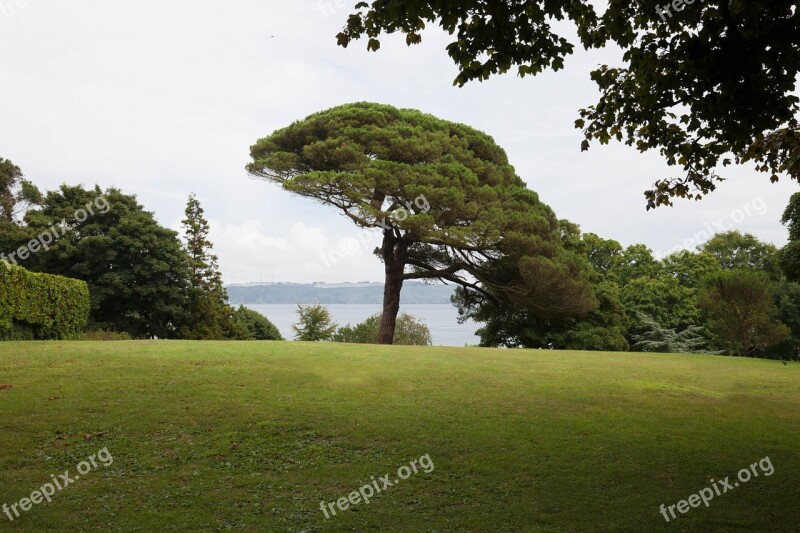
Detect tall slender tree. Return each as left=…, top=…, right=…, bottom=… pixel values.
left=181, top=194, right=234, bottom=339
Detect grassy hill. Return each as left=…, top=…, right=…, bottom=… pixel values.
left=0, top=341, right=798, bottom=531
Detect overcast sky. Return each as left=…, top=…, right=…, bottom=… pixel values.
left=2, top=1, right=797, bottom=284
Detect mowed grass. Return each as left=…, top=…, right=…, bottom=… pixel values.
left=0, top=342, right=798, bottom=532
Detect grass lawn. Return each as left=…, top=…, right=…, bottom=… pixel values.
left=0, top=341, right=798, bottom=532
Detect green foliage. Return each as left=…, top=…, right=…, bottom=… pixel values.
left=630, top=313, right=713, bottom=354
left=462, top=280, right=628, bottom=351
left=619, top=250, right=725, bottom=348
left=458, top=226, right=628, bottom=351
left=333, top=312, right=433, bottom=345
left=699, top=231, right=781, bottom=280
left=608, top=244, right=661, bottom=286
left=83, top=329, right=132, bottom=341
left=292, top=304, right=337, bottom=342
left=0, top=157, right=42, bottom=222
left=21, top=185, right=190, bottom=338
left=699, top=270, right=790, bottom=357
left=0, top=262, right=89, bottom=340
left=179, top=194, right=237, bottom=340
left=780, top=192, right=800, bottom=282
left=621, top=274, right=701, bottom=333
left=661, top=251, right=722, bottom=288
left=611, top=247, right=724, bottom=347
left=248, top=102, right=595, bottom=343
left=583, top=233, right=623, bottom=277
left=461, top=218, right=799, bottom=359
left=769, top=280, right=800, bottom=361
left=0, top=158, right=42, bottom=256
left=336, top=1, right=800, bottom=207
left=233, top=306, right=283, bottom=341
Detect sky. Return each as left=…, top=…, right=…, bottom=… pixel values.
left=1, top=0, right=797, bottom=284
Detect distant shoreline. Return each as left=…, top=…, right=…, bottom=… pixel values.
left=227, top=281, right=456, bottom=306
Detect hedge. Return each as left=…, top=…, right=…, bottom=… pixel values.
left=0, top=262, right=90, bottom=340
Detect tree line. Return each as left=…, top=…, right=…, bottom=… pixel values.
left=0, top=158, right=281, bottom=341
left=5, top=95, right=800, bottom=356
left=247, top=101, right=800, bottom=358
left=456, top=225, right=800, bottom=360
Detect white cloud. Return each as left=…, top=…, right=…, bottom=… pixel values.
left=209, top=219, right=384, bottom=284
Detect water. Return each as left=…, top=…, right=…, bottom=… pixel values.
left=246, top=304, right=481, bottom=346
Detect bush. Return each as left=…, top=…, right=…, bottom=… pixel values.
left=292, top=304, right=337, bottom=342
left=334, top=313, right=433, bottom=345
left=234, top=306, right=283, bottom=340
left=83, top=330, right=133, bottom=341
left=0, top=262, right=89, bottom=340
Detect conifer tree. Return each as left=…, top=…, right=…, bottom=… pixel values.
left=181, top=194, right=234, bottom=339
left=630, top=313, right=714, bottom=354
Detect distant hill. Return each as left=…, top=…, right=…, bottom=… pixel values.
left=226, top=281, right=457, bottom=305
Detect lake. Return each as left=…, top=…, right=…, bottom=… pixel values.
left=246, top=304, right=481, bottom=346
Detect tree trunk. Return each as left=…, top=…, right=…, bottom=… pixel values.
left=377, top=231, right=405, bottom=344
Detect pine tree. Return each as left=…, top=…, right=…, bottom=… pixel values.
left=181, top=194, right=234, bottom=339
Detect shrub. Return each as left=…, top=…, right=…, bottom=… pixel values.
left=0, top=262, right=89, bottom=340
left=334, top=313, right=433, bottom=346
left=83, top=330, right=132, bottom=341
left=234, top=306, right=283, bottom=340
left=292, top=304, right=337, bottom=342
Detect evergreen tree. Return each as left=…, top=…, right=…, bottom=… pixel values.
left=180, top=194, right=235, bottom=339
left=248, top=102, right=596, bottom=344
left=630, top=313, right=714, bottom=354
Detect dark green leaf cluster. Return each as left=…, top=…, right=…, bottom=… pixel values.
left=233, top=305, right=283, bottom=341
left=699, top=270, right=790, bottom=356
left=18, top=185, right=191, bottom=338
left=336, top=1, right=800, bottom=207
